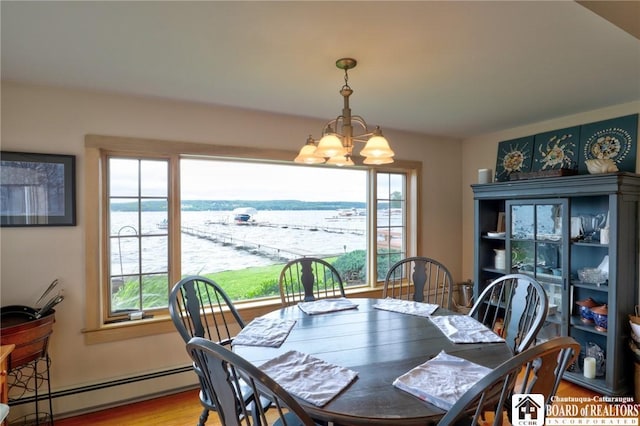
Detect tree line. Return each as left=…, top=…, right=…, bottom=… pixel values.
left=110, top=199, right=372, bottom=212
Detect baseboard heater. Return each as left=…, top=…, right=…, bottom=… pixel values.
left=11, top=365, right=194, bottom=406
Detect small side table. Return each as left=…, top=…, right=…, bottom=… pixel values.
left=0, top=345, right=15, bottom=426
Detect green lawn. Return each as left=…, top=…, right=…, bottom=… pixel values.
left=206, top=263, right=285, bottom=300
left=113, top=255, right=360, bottom=310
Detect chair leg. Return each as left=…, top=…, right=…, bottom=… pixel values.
left=198, top=407, right=209, bottom=426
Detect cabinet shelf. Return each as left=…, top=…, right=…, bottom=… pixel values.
left=481, top=267, right=508, bottom=274
left=572, top=241, right=608, bottom=248
left=563, top=371, right=609, bottom=395
left=511, top=238, right=562, bottom=244
left=545, top=313, right=564, bottom=325
left=514, top=270, right=563, bottom=285
left=570, top=317, right=608, bottom=336
left=572, top=281, right=609, bottom=292
left=482, top=235, right=505, bottom=241
left=473, top=173, right=640, bottom=397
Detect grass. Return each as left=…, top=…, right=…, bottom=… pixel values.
left=207, top=263, right=284, bottom=300
left=113, top=256, right=346, bottom=310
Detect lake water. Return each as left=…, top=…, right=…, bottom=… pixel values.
left=109, top=210, right=399, bottom=275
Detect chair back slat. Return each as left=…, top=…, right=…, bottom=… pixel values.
left=469, top=274, right=548, bottom=353
left=170, top=276, right=245, bottom=345
left=383, top=257, right=454, bottom=309
left=279, top=257, right=345, bottom=306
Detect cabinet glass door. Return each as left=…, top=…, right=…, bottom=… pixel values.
left=508, top=199, right=568, bottom=341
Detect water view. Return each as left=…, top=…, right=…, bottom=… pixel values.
left=109, top=209, right=399, bottom=276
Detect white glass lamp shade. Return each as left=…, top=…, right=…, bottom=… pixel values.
left=359, top=135, right=395, bottom=159
left=363, top=156, right=394, bottom=165
left=294, top=143, right=325, bottom=164
left=326, top=155, right=355, bottom=167
left=315, top=134, right=347, bottom=158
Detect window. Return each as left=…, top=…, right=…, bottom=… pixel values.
left=179, top=159, right=368, bottom=301
left=86, top=135, right=419, bottom=338
left=107, top=158, right=170, bottom=316
left=376, top=172, right=406, bottom=280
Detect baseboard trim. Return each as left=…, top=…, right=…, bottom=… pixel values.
left=10, top=365, right=193, bottom=406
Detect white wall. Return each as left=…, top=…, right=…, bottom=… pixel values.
left=0, top=81, right=462, bottom=416
left=460, top=101, right=640, bottom=281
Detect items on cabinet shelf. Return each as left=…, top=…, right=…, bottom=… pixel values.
left=576, top=298, right=598, bottom=324
left=473, top=173, right=640, bottom=397
left=494, top=249, right=506, bottom=270
left=493, top=113, right=638, bottom=181
left=584, top=357, right=596, bottom=379
left=478, top=168, right=493, bottom=184
left=591, top=305, right=608, bottom=332
left=586, top=342, right=606, bottom=377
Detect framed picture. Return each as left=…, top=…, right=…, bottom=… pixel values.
left=531, top=126, right=579, bottom=172
left=494, top=136, right=534, bottom=181
left=577, top=114, right=638, bottom=174
left=0, top=151, right=76, bottom=226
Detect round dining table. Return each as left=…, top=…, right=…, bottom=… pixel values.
left=234, top=298, right=513, bottom=426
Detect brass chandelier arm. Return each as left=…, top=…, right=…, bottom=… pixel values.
left=322, top=116, right=370, bottom=140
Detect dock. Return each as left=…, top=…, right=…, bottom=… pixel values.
left=203, top=219, right=365, bottom=235
left=181, top=225, right=345, bottom=262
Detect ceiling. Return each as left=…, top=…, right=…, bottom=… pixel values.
left=2, top=1, right=639, bottom=140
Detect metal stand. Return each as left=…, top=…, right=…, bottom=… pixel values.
left=7, top=355, right=53, bottom=426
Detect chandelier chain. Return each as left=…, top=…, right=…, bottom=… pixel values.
left=342, top=67, right=350, bottom=91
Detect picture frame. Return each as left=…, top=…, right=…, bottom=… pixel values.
left=496, top=212, right=505, bottom=233
left=494, top=136, right=534, bottom=182
left=577, top=113, right=638, bottom=174
left=0, top=151, right=76, bottom=226
left=531, top=126, right=579, bottom=172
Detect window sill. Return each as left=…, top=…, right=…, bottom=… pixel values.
left=83, top=286, right=384, bottom=345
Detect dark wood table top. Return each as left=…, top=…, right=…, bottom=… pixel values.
left=234, top=298, right=512, bottom=426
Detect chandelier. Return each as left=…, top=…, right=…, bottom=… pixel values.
left=294, top=58, right=394, bottom=166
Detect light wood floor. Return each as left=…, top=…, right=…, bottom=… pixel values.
left=53, top=380, right=603, bottom=426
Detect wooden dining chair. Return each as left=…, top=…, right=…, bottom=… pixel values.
left=383, top=257, right=453, bottom=309
left=468, top=273, right=548, bottom=354
left=437, top=336, right=580, bottom=426
left=279, top=257, right=345, bottom=306
left=170, top=275, right=268, bottom=425
left=187, top=336, right=317, bottom=426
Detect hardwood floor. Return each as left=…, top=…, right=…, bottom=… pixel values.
left=54, top=388, right=204, bottom=426
left=53, top=380, right=605, bottom=426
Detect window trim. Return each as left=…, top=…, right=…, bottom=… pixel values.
left=104, top=155, right=175, bottom=317
left=84, top=134, right=421, bottom=343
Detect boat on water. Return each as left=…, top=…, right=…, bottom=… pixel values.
left=157, top=219, right=168, bottom=229
left=338, top=208, right=357, bottom=217
left=233, top=207, right=257, bottom=225
left=330, top=208, right=366, bottom=219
